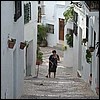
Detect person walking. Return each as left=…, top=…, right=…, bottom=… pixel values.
left=46, top=50, right=60, bottom=78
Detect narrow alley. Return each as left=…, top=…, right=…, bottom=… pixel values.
left=1, top=1, right=99, bottom=99
left=20, top=46, right=99, bottom=99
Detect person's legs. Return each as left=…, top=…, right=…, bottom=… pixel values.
left=54, top=67, right=57, bottom=78
left=45, top=69, right=49, bottom=78
left=54, top=72, right=56, bottom=78
left=49, top=71, right=51, bottom=78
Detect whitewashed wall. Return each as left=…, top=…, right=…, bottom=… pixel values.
left=54, top=4, right=65, bottom=44
left=73, top=2, right=99, bottom=94
left=43, top=1, right=55, bottom=47
left=72, top=5, right=90, bottom=79
left=91, top=16, right=99, bottom=93
left=42, top=1, right=65, bottom=47
left=24, top=1, right=38, bottom=77
left=63, top=20, right=74, bottom=67
left=1, top=1, right=24, bottom=99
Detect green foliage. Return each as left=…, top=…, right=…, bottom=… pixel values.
left=63, top=6, right=74, bottom=22
left=37, top=45, right=43, bottom=61
left=65, top=33, right=73, bottom=48
left=86, top=49, right=92, bottom=63
left=10, top=38, right=16, bottom=43
left=37, top=24, right=48, bottom=42
left=62, top=45, right=67, bottom=51
left=37, top=51, right=43, bottom=61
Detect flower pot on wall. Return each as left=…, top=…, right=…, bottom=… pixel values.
left=36, top=59, right=42, bottom=65
left=82, top=38, right=88, bottom=46
left=20, top=42, right=26, bottom=49
left=8, top=39, right=16, bottom=49
left=89, top=47, right=95, bottom=52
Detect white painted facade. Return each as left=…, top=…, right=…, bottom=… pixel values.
left=41, top=1, right=74, bottom=68
left=24, top=1, right=38, bottom=77
left=63, top=20, right=74, bottom=68
left=1, top=1, right=24, bottom=99
left=41, top=1, right=65, bottom=47
left=1, top=1, right=38, bottom=99
left=64, top=1, right=99, bottom=94
left=88, top=15, right=99, bottom=94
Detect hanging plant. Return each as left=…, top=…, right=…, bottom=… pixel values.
left=8, top=38, right=16, bottom=49
left=86, top=49, right=92, bottom=63
left=20, top=41, right=29, bottom=49
left=65, top=33, right=73, bottom=48
left=63, top=6, right=74, bottom=22
left=82, top=38, right=88, bottom=46
left=89, top=46, right=95, bottom=52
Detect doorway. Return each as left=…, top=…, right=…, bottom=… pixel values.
left=26, top=40, right=33, bottom=76
left=59, top=18, right=64, bottom=41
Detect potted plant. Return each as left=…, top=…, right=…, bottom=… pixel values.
left=86, top=49, right=92, bottom=63
left=8, top=38, right=16, bottom=49
left=37, top=24, right=48, bottom=47
left=82, top=38, right=88, bottom=46
left=62, top=45, right=67, bottom=51
left=20, top=41, right=29, bottom=49
left=36, top=45, right=43, bottom=65
left=89, top=46, right=95, bottom=52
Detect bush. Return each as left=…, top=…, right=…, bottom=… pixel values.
left=86, top=49, right=92, bottom=63
left=65, top=33, right=73, bottom=48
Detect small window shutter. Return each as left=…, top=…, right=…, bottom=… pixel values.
left=14, top=1, right=22, bottom=22
left=24, top=2, right=31, bottom=24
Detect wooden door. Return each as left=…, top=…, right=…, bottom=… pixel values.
left=59, top=18, right=64, bottom=40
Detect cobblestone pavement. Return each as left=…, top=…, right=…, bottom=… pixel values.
left=20, top=46, right=99, bottom=99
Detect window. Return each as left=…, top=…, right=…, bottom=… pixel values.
left=74, top=11, right=78, bottom=24
left=73, top=23, right=78, bottom=36
left=86, top=15, right=89, bottom=41
left=66, top=28, right=73, bottom=47
left=38, top=1, right=40, bottom=4
left=47, top=24, right=54, bottom=34
left=91, top=26, right=93, bottom=46
left=73, top=11, right=78, bottom=36
left=14, top=1, right=22, bottom=22
left=94, top=31, right=96, bottom=48
left=38, top=6, right=41, bottom=23
left=24, top=2, right=31, bottom=24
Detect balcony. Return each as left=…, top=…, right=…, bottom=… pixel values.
left=85, top=1, right=99, bottom=11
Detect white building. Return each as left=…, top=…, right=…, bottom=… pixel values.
left=40, top=1, right=65, bottom=47
left=23, top=1, right=38, bottom=77
left=64, top=1, right=99, bottom=95
left=1, top=1, right=38, bottom=99
left=1, top=1, right=24, bottom=99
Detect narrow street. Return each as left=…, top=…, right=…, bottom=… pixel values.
left=20, top=46, right=99, bottom=99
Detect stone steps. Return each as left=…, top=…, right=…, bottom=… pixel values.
left=53, top=43, right=63, bottom=51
